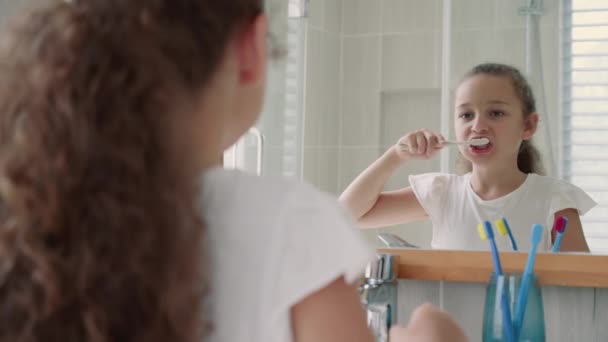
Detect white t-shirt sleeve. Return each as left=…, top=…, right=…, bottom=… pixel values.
left=549, top=179, right=597, bottom=216
left=268, top=183, right=374, bottom=341
left=408, top=173, right=450, bottom=219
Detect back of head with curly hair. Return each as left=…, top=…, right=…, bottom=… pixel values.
left=0, top=0, right=262, bottom=341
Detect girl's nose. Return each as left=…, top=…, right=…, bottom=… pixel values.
left=471, top=115, right=488, bottom=133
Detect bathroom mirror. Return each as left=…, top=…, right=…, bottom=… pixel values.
left=288, top=0, right=608, bottom=253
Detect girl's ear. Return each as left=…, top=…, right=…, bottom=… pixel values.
left=235, top=14, right=267, bottom=86
left=522, top=112, right=539, bottom=140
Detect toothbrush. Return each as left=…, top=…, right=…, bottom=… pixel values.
left=398, top=137, right=489, bottom=152
left=514, top=224, right=543, bottom=340
left=479, top=221, right=515, bottom=342
left=495, top=218, right=518, bottom=251
left=477, top=223, right=487, bottom=240
left=551, top=216, right=569, bottom=253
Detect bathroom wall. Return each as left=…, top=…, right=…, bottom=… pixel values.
left=301, top=0, right=561, bottom=248
left=301, top=0, right=343, bottom=193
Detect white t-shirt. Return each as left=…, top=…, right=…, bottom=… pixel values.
left=199, top=167, right=374, bottom=342
left=409, top=173, right=596, bottom=252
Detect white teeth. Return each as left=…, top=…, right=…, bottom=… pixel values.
left=470, top=138, right=490, bottom=146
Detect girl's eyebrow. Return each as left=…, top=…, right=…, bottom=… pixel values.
left=457, top=100, right=511, bottom=109
left=487, top=100, right=511, bottom=106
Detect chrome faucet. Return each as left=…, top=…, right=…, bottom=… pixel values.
left=359, top=253, right=398, bottom=342
left=377, top=233, right=419, bottom=248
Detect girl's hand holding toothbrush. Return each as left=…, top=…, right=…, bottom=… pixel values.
left=395, top=129, right=447, bottom=160
left=395, top=129, right=490, bottom=160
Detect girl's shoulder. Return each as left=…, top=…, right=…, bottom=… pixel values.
left=524, top=174, right=596, bottom=215
left=526, top=173, right=583, bottom=193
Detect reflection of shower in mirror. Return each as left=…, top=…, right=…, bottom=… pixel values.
left=519, top=0, right=557, bottom=176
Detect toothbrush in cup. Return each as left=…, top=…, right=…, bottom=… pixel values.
left=495, top=218, right=518, bottom=251
left=398, top=137, right=489, bottom=152
left=514, top=224, right=543, bottom=340
left=478, top=221, right=515, bottom=342
left=551, top=216, right=569, bottom=253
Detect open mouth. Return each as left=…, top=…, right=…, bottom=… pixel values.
left=469, top=139, right=492, bottom=154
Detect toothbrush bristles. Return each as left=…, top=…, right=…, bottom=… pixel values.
left=470, top=138, right=489, bottom=146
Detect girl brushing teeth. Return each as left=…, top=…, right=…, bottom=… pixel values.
left=340, top=63, right=595, bottom=252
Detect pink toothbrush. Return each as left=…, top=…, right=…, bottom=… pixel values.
left=551, top=216, right=569, bottom=253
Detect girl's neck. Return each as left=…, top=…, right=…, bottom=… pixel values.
left=469, top=164, right=528, bottom=200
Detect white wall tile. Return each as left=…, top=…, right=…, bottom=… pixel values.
left=342, top=0, right=382, bottom=35
left=492, top=28, right=527, bottom=70
left=381, top=91, right=442, bottom=148
left=341, top=36, right=381, bottom=146
left=324, top=0, right=343, bottom=34
left=325, top=32, right=342, bottom=142
left=594, top=288, right=608, bottom=341
left=382, top=32, right=441, bottom=90
left=539, top=25, right=560, bottom=166
left=304, top=28, right=325, bottom=145
left=308, top=0, right=325, bottom=30
left=450, top=29, right=498, bottom=83
left=338, top=146, right=381, bottom=191
left=303, top=147, right=339, bottom=194
left=382, top=0, right=441, bottom=33
left=304, top=29, right=340, bottom=146
left=542, top=286, right=596, bottom=342
left=341, top=91, right=381, bottom=145
left=494, top=0, right=527, bottom=28
left=451, top=0, right=495, bottom=30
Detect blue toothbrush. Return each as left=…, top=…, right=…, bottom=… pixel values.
left=514, top=224, right=543, bottom=340
left=480, top=221, right=515, bottom=342
left=495, top=217, right=518, bottom=251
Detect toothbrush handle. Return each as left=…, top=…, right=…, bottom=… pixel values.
left=489, top=240, right=503, bottom=275
left=552, top=233, right=564, bottom=253
left=397, top=141, right=460, bottom=151
left=514, top=243, right=538, bottom=340
left=507, top=229, right=518, bottom=251
left=397, top=144, right=447, bottom=152
left=500, top=289, right=515, bottom=342
left=514, top=272, right=533, bottom=339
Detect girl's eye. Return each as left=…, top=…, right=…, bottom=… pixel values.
left=490, top=110, right=505, bottom=117
left=459, top=112, right=474, bottom=120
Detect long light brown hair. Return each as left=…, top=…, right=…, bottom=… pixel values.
left=0, top=0, right=262, bottom=341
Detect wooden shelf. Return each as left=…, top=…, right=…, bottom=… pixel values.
left=378, top=248, right=608, bottom=288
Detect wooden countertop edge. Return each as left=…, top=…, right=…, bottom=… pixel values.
left=377, top=248, right=608, bottom=288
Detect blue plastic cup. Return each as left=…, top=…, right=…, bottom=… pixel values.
left=482, top=273, right=545, bottom=342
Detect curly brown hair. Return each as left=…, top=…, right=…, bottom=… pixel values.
left=0, top=0, right=262, bottom=341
